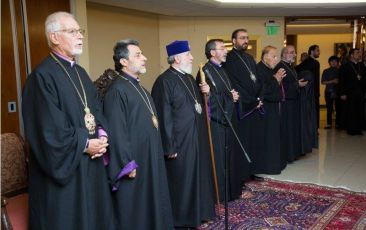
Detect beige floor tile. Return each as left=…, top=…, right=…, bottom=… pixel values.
left=261, top=108, right=366, bottom=192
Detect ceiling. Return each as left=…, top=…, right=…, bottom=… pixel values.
left=87, top=0, right=366, bottom=17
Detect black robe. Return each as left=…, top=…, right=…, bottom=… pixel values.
left=224, top=48, right=264, bottom=177
left=276, top=61, right=302, bottom=163
left=298, top=71, right=318, bottom=154
left=336, top=69, right=346, bottom=129
left=339, top=61, right=366, bottom=134
left=296, top=57, right=320, bottom=128
left=151, top=67, right=216, bottom=228
left=102, top=72, right=174, bottom=230
left=199, top=61, right=245, bottom=201
left=256, top=61, right=283, bottom=174
left=22, top=55, right=115, bottom=230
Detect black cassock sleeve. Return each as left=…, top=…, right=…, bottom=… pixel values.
left=151, top=78, right=177, bottom=155
left=22, top=71, right=88, bottom=185
left=103, top=86, right=136, bottom=189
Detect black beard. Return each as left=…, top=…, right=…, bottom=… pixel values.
left=235, top=45, right=247, bottom=51
left=234, top=45, right=243, bottom=50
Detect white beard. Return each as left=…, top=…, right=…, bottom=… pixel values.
left=139, top=67, right=147, bottom=74
left=73, top=48, right=83, bottom=56
left=180, top=63, right=192, bottom=74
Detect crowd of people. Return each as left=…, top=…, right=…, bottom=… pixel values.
left=22, top=11, right=366, bottom=230
left=321, top=48, right=366, bottom=135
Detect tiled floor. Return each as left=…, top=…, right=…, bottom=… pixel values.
left=261, top=109, right=366, bottom=192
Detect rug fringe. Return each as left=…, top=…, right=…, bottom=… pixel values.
left=255, top=176, right=366, bottom=194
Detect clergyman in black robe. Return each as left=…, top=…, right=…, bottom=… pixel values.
left=295, top=45, right=321, bottom=128
left=198, top=39, right=243, bottom=201
left=256, top=46, right=286, bottom=174
left=99, top=40, right=173, bottom=229
left=298, top=71, right=318, bottom=154
left=224, top=29, right=264, bottom=178
left=22, top=12, right=114, bottom=230
left=276, top=45, right=306, bottom=162
left=339, top=48, right=366, bottom=135
left=152, top=40, right=216, bottom=228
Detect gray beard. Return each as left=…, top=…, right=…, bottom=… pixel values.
left=180, top=65, right=192, bottom=75
left=73, top=49, right=83, bottom=56
left=283, top=59, right=294, bottom=64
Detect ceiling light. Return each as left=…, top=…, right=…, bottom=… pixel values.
left=216, top=0, right=366, bottom=3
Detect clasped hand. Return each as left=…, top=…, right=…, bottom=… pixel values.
left=86, top=137, right=109, bottom=159
left=274, top=68, right=286, bottom=83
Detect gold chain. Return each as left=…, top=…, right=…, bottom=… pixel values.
left=207, top=62, right=232, bottom=92
left=233, top=50, right=255, bottom=76
left=349, top=62, right=361, bottom=79
left=50, top=53, right=88, bottom=109
left=116, top=72, right=155, bottom=116
left=169, top=69, right=199, bottom=103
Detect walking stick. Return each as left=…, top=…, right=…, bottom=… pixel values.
left=199, top=63, right=220, bottom=206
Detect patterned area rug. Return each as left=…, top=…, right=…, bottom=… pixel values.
left=199, top=179, right=366, bottom=229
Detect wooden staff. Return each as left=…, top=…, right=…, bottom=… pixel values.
left=199, top=63, right=220, bottom=206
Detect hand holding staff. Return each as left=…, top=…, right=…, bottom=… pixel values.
left=199, top=63, right=220, bottom=206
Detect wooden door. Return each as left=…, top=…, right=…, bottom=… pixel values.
left=1, top=0, right=69, bottom=135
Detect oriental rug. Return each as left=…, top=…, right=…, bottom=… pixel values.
left=199, top=179, right=366, bottom=229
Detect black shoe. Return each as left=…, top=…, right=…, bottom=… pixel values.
left=251, top=175, right=264, bottom=181
left=347, top=130, right=363, bottom=135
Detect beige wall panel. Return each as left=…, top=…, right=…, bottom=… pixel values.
left=87, top=3, right=160, bottom=91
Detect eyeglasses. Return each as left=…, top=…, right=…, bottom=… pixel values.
left=54, top=28, right=86, bottom=36
left=214, top=48, right=226, bottom=51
